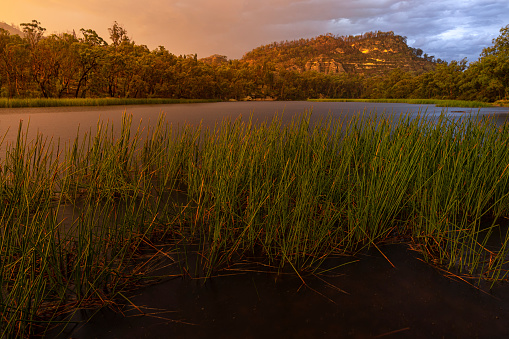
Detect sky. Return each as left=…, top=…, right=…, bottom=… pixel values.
left=2, top=0, right=508, bottom=63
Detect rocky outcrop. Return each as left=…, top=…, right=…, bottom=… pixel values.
left=200, top=54, right=229, bottom=66
left=304, top=56, right=346, bottom=74
left=241, top=31, right=437, bottom=77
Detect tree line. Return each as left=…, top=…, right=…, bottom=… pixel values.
left=0, top=20, right=507, bottom=102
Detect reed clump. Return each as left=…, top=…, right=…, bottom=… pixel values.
left=0, top=98, right=219, bottom=108
left=309, top=98, right=493, bottom=108
left=1, top=110, right=509, bottom=337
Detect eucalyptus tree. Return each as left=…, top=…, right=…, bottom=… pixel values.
left=482, top=25, right=509, bottom=57
left=410, top=71, right=437, bottom=99
left=28, top=33, right=78, bottom=98
left=20, top=20, right=45, bottom=48
left=19, top=20, right=61, bottom=98
left=0, top=28, right=31, bottom=97
left=458, top=25, right=509, bottom=102
left=146, top=46, right=179, bottom=97
left=48, top=33, right=81, bottom=98
left=478, top=25, right=509, bottom=100
left=117, top=43, right=151, bottom=98
left=102, top=22, right=137, bottom=97
left=108, top=21, right=129, bottom=47
left=429, top=59, right=468, bottom=99
left=0, top=28, right=22, bottom=97
left=73, top=29, right=107, bottom=97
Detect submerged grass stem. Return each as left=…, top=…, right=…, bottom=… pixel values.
left=1, top=110, right=509, bottom=336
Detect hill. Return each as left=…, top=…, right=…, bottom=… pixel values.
left=241, top=31, right=436, bottom=76
left=0, top=22, right=24, bottom=37
left=200, top=54, right=229, bottom=66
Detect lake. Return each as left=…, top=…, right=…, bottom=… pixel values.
left=3, top=101, right=509, bottom=338
left=1, top=101, right=509, bottom=149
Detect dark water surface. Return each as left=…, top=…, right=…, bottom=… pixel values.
left=1, top=101, right=509, bottom=148
left=2, top=101, right=509, bottom=338
left=58, top=244, right=509, bottom=338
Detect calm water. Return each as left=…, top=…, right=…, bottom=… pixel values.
left=1, top=101, right=508, bottom=151
left=6, top=101, right=507, bottom=338
left=60, top=244, right=509, bottom=338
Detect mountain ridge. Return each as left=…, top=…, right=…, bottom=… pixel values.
left=239, top=31, right=437, bottom=76
left=0, top=22, right=24, bottom=37
left=1, top=21, right=435, bottom=77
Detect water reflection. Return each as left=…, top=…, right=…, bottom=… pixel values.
left=1, top=101, right=508, bottom=149
left=4, top=101, right=508, bottom=338
left=59, top=244, right=509, bottom=339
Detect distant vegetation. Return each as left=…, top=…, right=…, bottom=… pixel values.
left=0, top=97, right=218, bottom=108
left=310, top=98, right=493, bottom=108
left=0, top=20, right=507, bottom=103
left=242, top=31, right=436, bottom=75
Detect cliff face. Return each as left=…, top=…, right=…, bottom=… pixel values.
left=200, top=54, right=229, bottom=66
left=241, top=31, right=436, bottom=76
left=304, top=56, right=346, bottom=74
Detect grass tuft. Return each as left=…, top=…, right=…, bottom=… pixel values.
left=0, top=98, right=220, bottom=108
left=309, top=98, right=494, bottom=108
left=2, top=110, right=509, bottom=336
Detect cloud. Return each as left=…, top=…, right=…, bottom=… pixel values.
left=4, top=0, right=508, bottom=61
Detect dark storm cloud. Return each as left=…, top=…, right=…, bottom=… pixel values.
left=6, top=0, right=509, bottom=62
left=185, top=0, right=508, bottom=62
left=321, top=0, right=508, bottom=62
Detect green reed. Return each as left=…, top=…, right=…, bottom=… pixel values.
left=0, top=98, right=219, bottom=108
left=1, top=110, right=509, bottom=337
left=309, top=98, right=493, bottom=108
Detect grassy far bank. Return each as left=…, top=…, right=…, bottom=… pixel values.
left=0, top=97, right=505, bottom=109
left=0, top=98, right=221, bottom=108
left=494, top=99, right=509, bottom=107
left=2, top=111, right=509, bottom=337
left=308, top=98, right=498, bottom=108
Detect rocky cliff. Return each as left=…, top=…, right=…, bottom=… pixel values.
left=200, top=54, right=229, bottom=66
left=241, top=31, right=436, bottom=76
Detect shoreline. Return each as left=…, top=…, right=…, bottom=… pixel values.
left=308, top=98, right=497, bottom=108
left=0, top=97, right=502, bottom=109
left=0, top=98, right=221, bottom=109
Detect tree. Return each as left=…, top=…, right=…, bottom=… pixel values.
left=481, top=25, right=509, bottom=57
left=29, top=34, right=65, bottom=98
left=474, top=25, right=509, bottom=100
left=0, top=29, right=30, bottom=97
left=71, top=29, right=108, bottom=97
left=20, top=20, right=46, bottom=48
left=80, top=28, right=107, bottom=47
left=49, top=33, right=81, bottom=98
left=430, top=59, right=468, bottom=99
left=108, top=21, right=129, bottom=47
